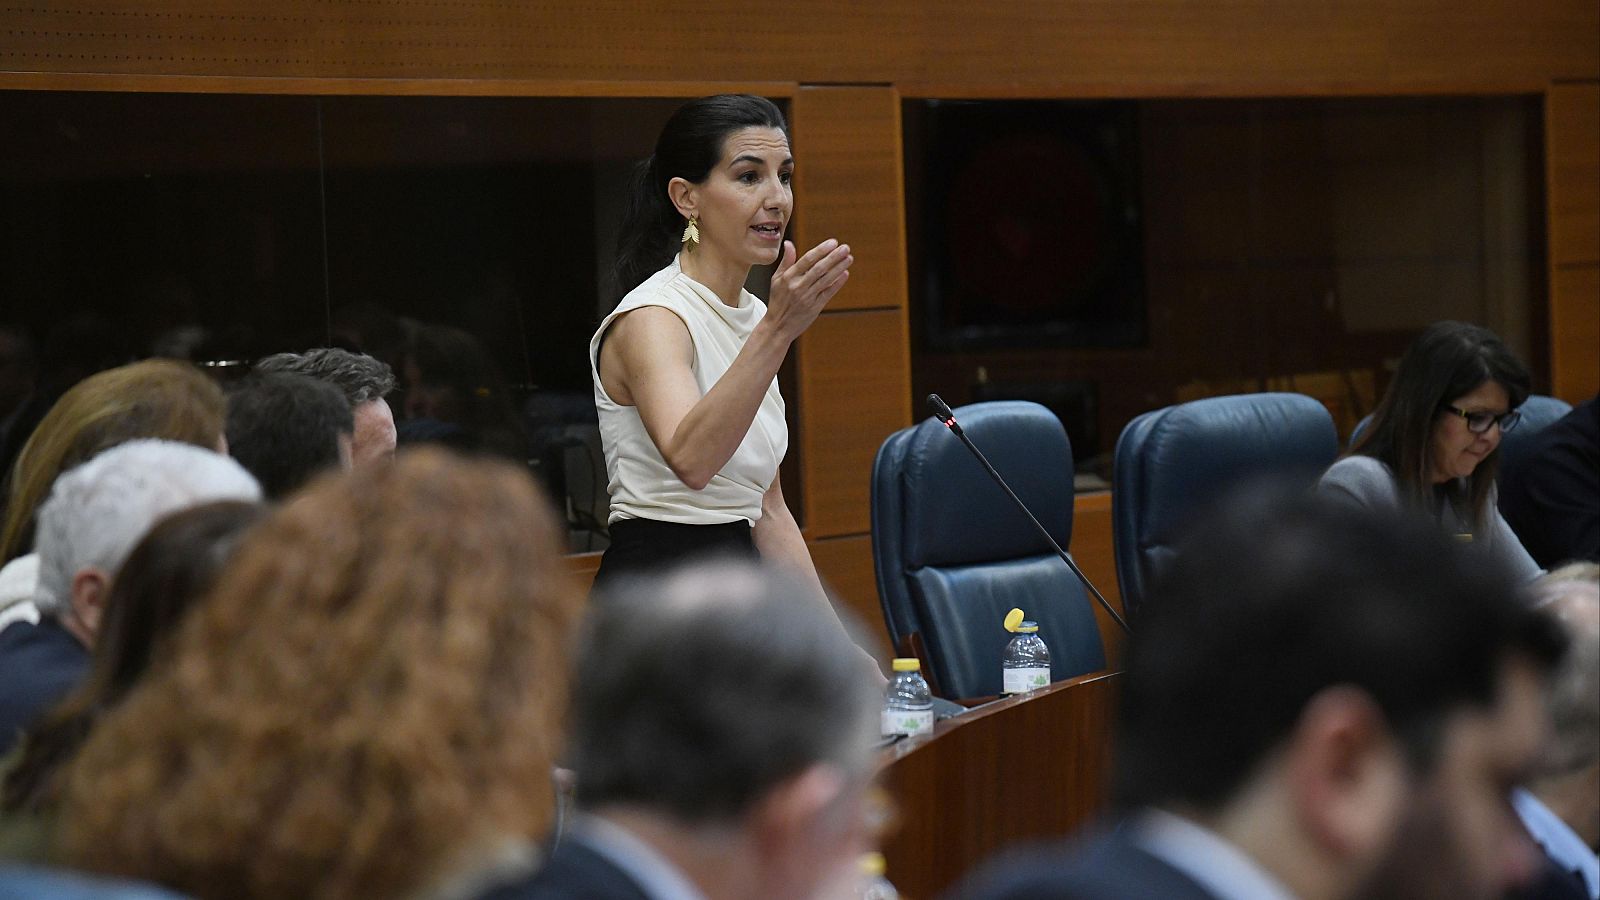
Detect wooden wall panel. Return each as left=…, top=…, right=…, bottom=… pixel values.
left=1551, top=265, right=1600, bottom=401
left=1071, top=492, right=1126, bottom=667
left=2, top=2, right=1594, bottom=93
left=796, top=309, right=912, bottom=537
left=789, top=87, right=908, bottom=312
left=1546, top=82, right=1600, bottom=402
left=564, top=552, right=601, bottom=597
left=787, top=87, right=910, bottom=539
left=1549, top=84, right=1600, bottom=265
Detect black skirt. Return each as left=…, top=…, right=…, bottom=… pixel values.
left=591, top=517, right=758, bottom=593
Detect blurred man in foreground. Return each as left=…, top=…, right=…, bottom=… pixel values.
left=1515, top=563, right=1599, bottom=899
left=479, top=562, right=882, bottom=900
left=958, top=489, right=1566, bottom=900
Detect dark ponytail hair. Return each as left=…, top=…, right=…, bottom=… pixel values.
left=1347, top=320, right=1530, bottom=531
left=613, top=94, right=789, bottom=299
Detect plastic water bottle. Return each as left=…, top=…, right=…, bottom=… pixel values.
left=858, top=852, right=900, bottom=899
left=882, top=658, right=934, bottom=737
left=1002, top=619, right=1052, bottom=695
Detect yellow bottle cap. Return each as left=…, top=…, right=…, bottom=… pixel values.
left=1004, top=608, right=1025, bottom=633
left=859, top=852, right=887, bottom=877
left=891, top=658, right=922, bottom=672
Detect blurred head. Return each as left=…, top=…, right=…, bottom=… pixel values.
left=2, top=500, right=267, bottom=814
left=400, top=325, right=496, bottom=425
left=614, top=94, right=790, bottom=296
left=1115, top=486, right=1564, bottom=900
left=59, top=449, right=582, bottom=900
left=574, top=563, right=880, bottom=899
left=396, top=325, right=528, bottom=462
left=33, top=440, right=261, bottom=647
left=1523, top=563, right=1600, bottom=846
left=253, top=348, right=397, bottom=466
left=1350, top=321, right=1530, bottom=528
left=1, top=359, right=226, bottom=563
left=224, top=373, right=354, bottom=500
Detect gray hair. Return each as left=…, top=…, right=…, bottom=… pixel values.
left=254, top=348, right=395, bottom=407
left=571, top=562, right=880, bottom=823
left=1529, top=563, right=1600, bottom=779
left=33, top=440, right=261, bottom=616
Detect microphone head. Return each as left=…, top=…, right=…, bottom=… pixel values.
left=926, top=393, right=954, bottom=422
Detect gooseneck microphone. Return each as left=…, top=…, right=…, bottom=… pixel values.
left=926, top=394, right=1131, bottom=634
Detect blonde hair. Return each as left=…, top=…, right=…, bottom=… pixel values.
left=1529, top=562, right=1600, bottom=778
left=1, top=359, right=225, bottom=562
left=60, top=449, right=583, bottom=899
left=1534, top=561, right=1600, bottom=592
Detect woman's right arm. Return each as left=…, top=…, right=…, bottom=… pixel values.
left=1485, top=488, right=1543, bottom=582
left=600, top=239, right=851, bottom=490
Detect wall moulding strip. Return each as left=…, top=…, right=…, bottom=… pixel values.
left=896, top=79, right=1556, bottom=100
left=0, top=72, right=799, bottom=98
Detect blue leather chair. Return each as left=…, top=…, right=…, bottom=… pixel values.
left=1113, top=393, right=1339, bottom=618
left=0, top=867, right=185, bottom=899
left=871, top=401, right=1106, bottom=699
left=1348, top=394, right=1572, bottom=453
left=1493, top=394, right=1574, bottom=472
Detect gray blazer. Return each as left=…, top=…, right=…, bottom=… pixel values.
left=1319, top=455, right=1541, bottom=582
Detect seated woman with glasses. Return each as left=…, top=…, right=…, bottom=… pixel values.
left=1320, top=320, right=1539, bottom=581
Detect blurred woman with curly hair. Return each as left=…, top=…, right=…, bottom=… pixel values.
left=55, top=448, right=584, bottom=900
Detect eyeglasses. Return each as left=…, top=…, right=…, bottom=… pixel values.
left=1441, top=404, right=1521, bottom=434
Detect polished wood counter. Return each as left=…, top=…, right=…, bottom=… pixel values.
left=879, top=671, right=1120, bottom=898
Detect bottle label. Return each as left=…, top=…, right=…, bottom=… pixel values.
left=1004, top=667, right=1051, bottom=695
left=882, top=708, right=934, bottom=737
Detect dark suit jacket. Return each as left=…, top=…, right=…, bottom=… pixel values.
left=0, top=617, right=89, bottom=756
left=1513, top=853, right=1592, bottom=900
left=1499, top=396, right=1600, bottom=568
left=948, top=822, right=1221, bottom=900
left=475, top=834, right=651, bottom=900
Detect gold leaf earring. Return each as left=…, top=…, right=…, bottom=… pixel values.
left=681, top=214, right=700, bottom=250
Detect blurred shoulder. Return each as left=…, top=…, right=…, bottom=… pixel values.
left=945, top=826, right=1218, bottom=900
left=0, top=866, right=185, bottom=900
left=473, top=836, right=649, bottom=900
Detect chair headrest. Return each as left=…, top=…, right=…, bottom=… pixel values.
left=1120, top=392, right=1338, bottom=549
left=899, top=401, right=1075, bottom=568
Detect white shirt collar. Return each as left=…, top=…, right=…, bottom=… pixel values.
left=1513, top=788, right=1600, bottom=899
left=568, top=813, right=709, bottom=900
left=1136, top=809, right=1298, bottom=900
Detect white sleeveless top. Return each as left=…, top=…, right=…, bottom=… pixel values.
left=590, top=257, right=788, bottom=525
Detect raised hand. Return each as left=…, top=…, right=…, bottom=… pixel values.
left=763, top=238, right=853, bottom=342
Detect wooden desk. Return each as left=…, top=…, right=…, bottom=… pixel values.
left=879, top=671, right=1119, bottom=898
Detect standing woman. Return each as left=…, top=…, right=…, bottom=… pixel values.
left=593, top=95, right=852, bottom=592
left=1320, top=320, right=1540, bottom=581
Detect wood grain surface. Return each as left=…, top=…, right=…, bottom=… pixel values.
left=2, top=2, right=1594, bottom=92
left=881, top=671, right=1121, bottom=897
